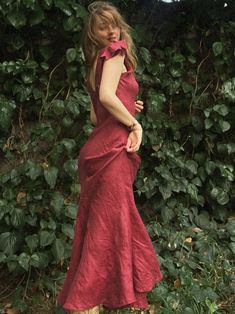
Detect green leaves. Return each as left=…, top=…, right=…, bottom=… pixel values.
left=210, top=187, right=229, bottom=205
left=203, top=102, right=231, bottom=133
left=65, top=97, right=80, bottom=117
left=62, top=223, right=74, bottom=239
left=213, top=104, right=229, bottom=116
left=185, top=160, right=198, bottom=175
left=44, top=166, right=58, bottom=189
left=159, top=184, right=172, bottom=200
left=147, top=89, right=166, bottom=118
left=0, top=232, right=18, bottom=254
left=216, top=191, right=229, bottom=205
left=30, top=252, right=49, bottom=268
left=221, top=78, right=235, bottom=102
left=64, top=204, right=77, bottom=219
left=26, top=161, right=43, bottom=180
left=39, top=231, right=55, bottom=247
left=219, top=119, right=230, bottom=132
left=52, top=238, right=65, bottom=261
left=63, top=16, right=78, bottom=31
left=212, top=42, right=223, bottom=56
left=66, top=48, right=77, bottom=63
left=10, top=207, right=25, bottom=228
left=39, top=46, right=53, bottom=60
left=0, top=96, right=16, bottom=130
left=161, top=206, right=175, bottom=223
left=29, top=8, right=45, bottom=26
left=54, top=0, right=72, bottom=16
left=7, top=10, right=27, bottom=28
left=18, top=253, right=30, bottom=271
left=140, top=47, right=151, bottom=64
left=63, top=159, right=77, bottom=178
left=0, top=5, right=234, bottom=312
left=187, top=183, right=199, bottom=202
left=51, top=192, right=64, bottom=215
left=25, top=235, right=39, bottom=252
left=52, top=100, right=65, bottom=115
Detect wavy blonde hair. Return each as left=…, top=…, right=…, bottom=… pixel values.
left=82, top=1, right=137, bottom=71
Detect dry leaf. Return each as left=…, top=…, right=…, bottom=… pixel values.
left=64, top=197, right=72, bottom=205
left=184, top=237, right=192, bottom=243
left=152, top=144, right=162, bottom=152
left=41, top=162, right=49, bottom=169
left=174, top=278, right=181, bottom=289
left=16, top=191, right=26, bottom=203
left=149, top=303, right=160, bottom=314
left=4, top=304, right=18, bottom=314
left=192, top=227, right=203, bottom=233
left=4, top=303, right=12, bottom=309
left=5, top=309, right=17, bottom=314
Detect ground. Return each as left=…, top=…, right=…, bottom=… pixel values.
left=0, top=269, right=160, bottom=314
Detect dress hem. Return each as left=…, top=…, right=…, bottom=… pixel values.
left=58, top=273, right=164, bottom=311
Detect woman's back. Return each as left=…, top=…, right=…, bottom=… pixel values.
left=87, top=39, right=138, bottom=127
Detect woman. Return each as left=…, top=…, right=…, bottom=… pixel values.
left=57, top=1, right=163, bottom=313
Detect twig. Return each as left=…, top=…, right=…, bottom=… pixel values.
left=196, top=79, right=214, bottom=106
left=65, top=84, right=71, bottom=100
left=48, top=86, right=66, bottom=110
left=18, top=104, right=28, bottom=161
left=169, top=96, right=173, bottom=116
left=39, top=57, right=65, bottom=121
left=23, top=264, right=32, bottom=300
left=0, top=275, right=25, bottom=300
left=189, top=51, right=210, bottom=115
left=0, top=278, right=18, bottom=297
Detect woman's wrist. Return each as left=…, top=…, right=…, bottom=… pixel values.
left=128, top=119, right=142, bottom=131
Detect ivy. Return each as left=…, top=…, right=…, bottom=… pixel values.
left=0, top=0, right=234, bottom=313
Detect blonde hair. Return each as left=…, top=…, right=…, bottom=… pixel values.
left=82, top=1, right=137, bottom=70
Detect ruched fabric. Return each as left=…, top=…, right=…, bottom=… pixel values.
left=57, top=39, right=163, bottom=311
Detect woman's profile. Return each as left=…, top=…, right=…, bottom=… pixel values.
left=57, top=1, right=163, bottom=313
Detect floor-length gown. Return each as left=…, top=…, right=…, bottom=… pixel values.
left=57, top=39, right=163, bottom=311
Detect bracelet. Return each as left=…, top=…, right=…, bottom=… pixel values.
left=128, top=120, right=141, bottom=131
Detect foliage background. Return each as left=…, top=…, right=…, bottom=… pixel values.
left=0, top=0, right=234, bottom=313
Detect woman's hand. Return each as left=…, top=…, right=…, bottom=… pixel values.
left=135, top=100, right=144, bottom=113
left=126, top=123, right=143, bottom=152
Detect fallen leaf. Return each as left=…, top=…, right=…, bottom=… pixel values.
left=41, top=162, right=49, bottom=169
left=174, top=278, right=181, bottom=289
left=64, top=197, right=72, bottom=205
left=152, top=143, right=162, bottom=152
left=184, top=237, right=192, bottom=243
left=16, top=191, right=26, bottom=203
left=4, top=304, right=18, bottom=314
left=192, top=227, right=203, bottom=233
left=6, top=309, right=17, bottom=314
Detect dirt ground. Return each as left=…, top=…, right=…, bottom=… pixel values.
left=0, top=269, right=160, bottom=314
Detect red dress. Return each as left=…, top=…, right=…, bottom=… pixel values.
left=57, top=39, right=163, bottom=311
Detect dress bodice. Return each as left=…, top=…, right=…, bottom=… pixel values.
left=87, top=39, right=139, bottom=128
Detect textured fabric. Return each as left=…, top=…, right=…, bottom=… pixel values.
left=57, top=39, right=163, bottom=311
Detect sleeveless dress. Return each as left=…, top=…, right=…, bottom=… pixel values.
left=57, top=39, right=163, bottom=311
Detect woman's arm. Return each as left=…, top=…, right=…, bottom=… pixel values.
left=99, top=53, right=142, bottom=152
left=99, top=53, right=139, bottom=128
left=90, top=101, right=97, bottom=125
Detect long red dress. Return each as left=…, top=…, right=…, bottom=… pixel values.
left=57, top=39, right=163, bottom=311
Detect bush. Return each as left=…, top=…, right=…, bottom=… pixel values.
left=0, top=0, right=234, bottom=312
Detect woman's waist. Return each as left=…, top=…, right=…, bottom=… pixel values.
left=95, top=98, right=136, bottom=122
left=94, top=116, right=130, bottom=132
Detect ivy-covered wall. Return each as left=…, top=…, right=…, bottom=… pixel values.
left=0, top=0, right=234, bottom=312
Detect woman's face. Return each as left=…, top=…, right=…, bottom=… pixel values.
left=93, top=11, right=121, bottom=47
